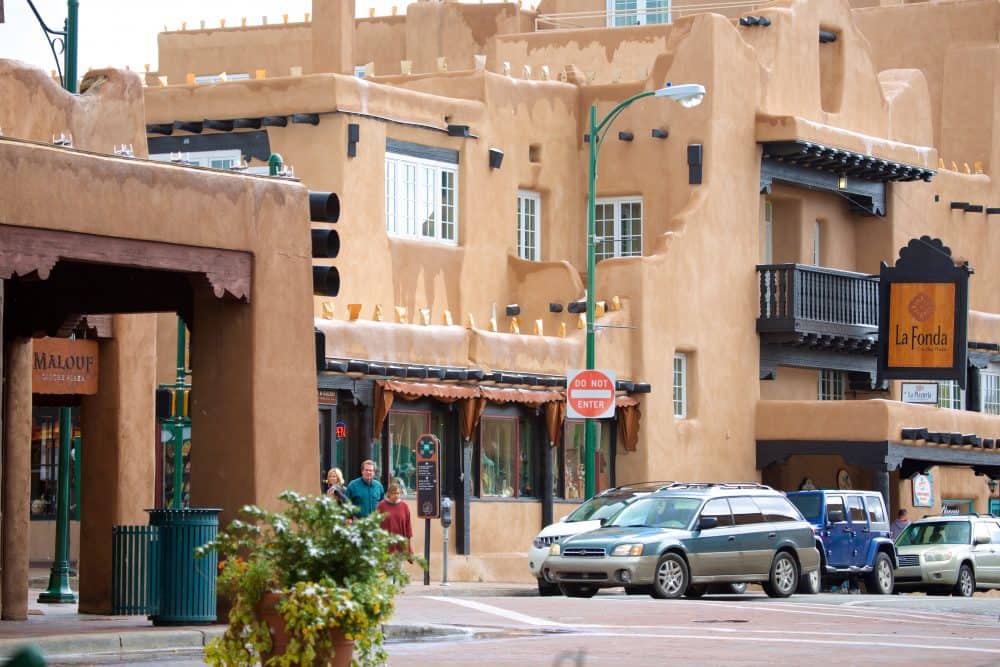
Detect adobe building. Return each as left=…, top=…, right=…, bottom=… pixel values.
left=135, top=0, right=1000, bottom=588
left=0, top=61, right=319, bottom=618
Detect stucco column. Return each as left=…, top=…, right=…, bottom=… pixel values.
left=311, top=0, right=355, bottom=75
left=2, top=339, right=32, bottom=620
left=78, top=314, right=157, bottom=614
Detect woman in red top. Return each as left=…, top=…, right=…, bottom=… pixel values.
left=377, top=481, right=413, bottom=556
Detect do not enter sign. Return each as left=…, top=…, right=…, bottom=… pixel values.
left=567, top=369, right=617, bottom=419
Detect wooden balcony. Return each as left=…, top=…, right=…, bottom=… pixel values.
left=757, top=264, right=878, bottom=351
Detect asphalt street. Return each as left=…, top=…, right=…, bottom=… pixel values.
left=42, top=589, right=1000, bottom=666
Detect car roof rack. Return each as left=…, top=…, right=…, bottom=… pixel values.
left=600, top=481, right=675, bottom=495
left=663, top=482, right=773, bottom=491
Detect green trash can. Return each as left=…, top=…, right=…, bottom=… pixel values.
left=147, top=508, right=220, bottom=625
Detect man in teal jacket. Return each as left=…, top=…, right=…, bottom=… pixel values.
left=345, top=459, right=385, bottom=517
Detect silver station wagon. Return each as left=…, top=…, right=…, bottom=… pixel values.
left=543, top=483, right=820, bottom=599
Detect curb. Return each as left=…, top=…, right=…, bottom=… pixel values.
left=0, top=624, right=465, bottom=661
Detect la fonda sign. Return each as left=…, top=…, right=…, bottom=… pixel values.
left=566, top=369, right=616, bottom=420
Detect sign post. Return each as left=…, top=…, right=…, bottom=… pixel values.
left=415, top=434, right=440, bottom=586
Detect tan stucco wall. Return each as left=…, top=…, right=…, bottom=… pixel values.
left=28, top=521, right=80, bottom=564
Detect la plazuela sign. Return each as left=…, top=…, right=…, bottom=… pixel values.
left=32, top=337, right=99, bottom=395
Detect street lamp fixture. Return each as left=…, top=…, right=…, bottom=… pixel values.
left=582, top=82, right=706, bottom=499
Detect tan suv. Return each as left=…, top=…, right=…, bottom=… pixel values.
left=894, top=514, right=1000, bottom=597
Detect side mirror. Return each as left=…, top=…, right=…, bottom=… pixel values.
left=698, top=516, right=719, bottom=530
left=976, top=534, right=992, bottom=546
left=828, top=510, right=845, bottom=524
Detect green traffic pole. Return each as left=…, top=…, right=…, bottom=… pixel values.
left=172, top=318, right=187, bottom=509
left=584, top=104, right=598, bottom=501
left=39, top=0, right=80, bottom=604
left=64, top=0, right=78, bottom=93
left=38, top=408, right=76, bottom=602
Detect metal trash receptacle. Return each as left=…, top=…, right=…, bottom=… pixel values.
left=147, top=508, right=220, bottom=625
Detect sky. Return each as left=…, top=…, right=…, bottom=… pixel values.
left=0, top=1, right=534, bottom=75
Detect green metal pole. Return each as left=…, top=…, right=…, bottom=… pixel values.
left=64, top=0, right=78, bottom=94
left=39, top=0, right=80, bottom=604
left=172, top=318, right=186, bottom=509
left=38, top=409, right=76, bottom=602
left=584, top=104, right=598, bottom=501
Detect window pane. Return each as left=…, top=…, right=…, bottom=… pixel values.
left=385, top=152, right=458, bottom=243
left=756, top=496, right=800, bottom=522
left=620, top=201, right=642, bottom=257
left=827, top=496, right=846, bottom=522
left=700, top=498, right=733, bottom=526
left=481, top=417, right=517, bottom=497
left=673, top=353, right=686, bottom=418
left=938, top=380, right=963, bottom=410
left=564, top=421, right=585, bottom=499
left=614, top=0, right=638, bottom=26
left=728, top=497, right=765, bottom=526
left=982, top=373, right=999, bottom=415
left=388, top=411, right=429, bottom=495
left=847, top=496, right=866, bottom=523
left=519, top=416, right=536, bottom=497
left=440, top=170, right=456, bottom=241
left=595, top=203, right=615, bottom=262
left=645, top=0, right=670, bottom=24
left=818, top=369, right=843, bottom=401
left=865, top=496, right=886, bottom=523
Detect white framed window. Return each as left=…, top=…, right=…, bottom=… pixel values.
left=937, top=380, right=964, bottom=410
left=607, top=0, right=671, bottom=26
left=595, top=197, right=642, bottom=261
left=818, top=369, right=844, bottom=401
left=385, top=148, right=458, bottom=244
left=516, top=191, right=541, bottom=261
left=194, top=72, right=249, bottom=84
left=150, top=149, right=242, bottom=170
left=673, top=353, right=687, bottom=418
left=982, top=372, right=1000, bottom=415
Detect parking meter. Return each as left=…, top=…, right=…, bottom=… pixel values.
left=440, top=497, right=453, bottom=585
left=440, top=497, right=453, bottom=528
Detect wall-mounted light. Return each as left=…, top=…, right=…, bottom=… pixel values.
left=488, top=147, right=504, bottom=169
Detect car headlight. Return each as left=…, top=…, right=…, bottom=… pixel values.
left=549, top=543, right=561, bottom=556
left=924, top=550, right=954, bottom=563
left=611, top=543, right=644, bottom=557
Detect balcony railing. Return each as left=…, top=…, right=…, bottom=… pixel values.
left=757, top=264, right=879, bottom=342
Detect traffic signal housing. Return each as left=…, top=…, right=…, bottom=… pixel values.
left=310, top=191, right=340, bottom=296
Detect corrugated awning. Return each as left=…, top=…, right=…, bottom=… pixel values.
left=480, top=386, right=563, bottom=405
left=379, top=380, right=479, bottom=401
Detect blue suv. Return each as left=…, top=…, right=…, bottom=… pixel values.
left=786, top=490, right=896, bottom=594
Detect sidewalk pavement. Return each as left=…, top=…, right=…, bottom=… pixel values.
left=0, top=581, right=537, bottom=663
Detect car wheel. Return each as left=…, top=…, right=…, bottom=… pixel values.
left=624, top=585, right=652, bottom=595
left=727, top=582, right=748, bottom=595
left=684, top=584, right=707, bottom=599
left=797, top=568, right=820, bottom=595
left=864, top=553, right=894, bottom=595
left=558, top=583, right=598, bottom=598
left=952, top=564, right=975, bottom=597
left=537, top=578, right=560, bottom=597
left=762, top=552, right=799, bottom=598
left=650, top=553, right=689, bottom=599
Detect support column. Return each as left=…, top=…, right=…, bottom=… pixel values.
left=2, top=339, right=32, bottom=620
left=875, top=468, right=891, bottom=511
left=78, top=314, right=157, bottom=614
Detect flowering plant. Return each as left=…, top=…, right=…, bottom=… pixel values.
left=195, top=490, right=415, bottom=666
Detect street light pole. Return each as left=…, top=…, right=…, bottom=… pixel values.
left=583, top=83, right=706, bottom=499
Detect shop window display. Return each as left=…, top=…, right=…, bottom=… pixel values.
left=30, top=407, right=81, bottom=520
left=563, top=420, right=611, bottom=499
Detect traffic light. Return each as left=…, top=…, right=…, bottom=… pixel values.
left=309, top=191, right=340, bottom=296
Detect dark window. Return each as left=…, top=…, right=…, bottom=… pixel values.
left=827, top=496, right=846, bottom=523
left=700, top=498, right=733, bottom=526
left=864, top=496, right=886, bottom=524
left=387, top=409, right=430, bottom=495
left=788, top=493, right=822, bottom=522
left=846, top=496, right=866, bottom=523
left=755, top=496, right=801, bottom=522
left=728, top=496, right=765, bottom=526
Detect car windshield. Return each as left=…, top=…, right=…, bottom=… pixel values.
left=896, top=521, right=971, bottom=546
left=609, top=496, right=701, bottom=529
left=565, top=495, right=634, bottom=522
left=788, top=494, right=822, bottom=522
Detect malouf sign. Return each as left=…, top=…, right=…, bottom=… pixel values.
left=32, top=338, right=99, bottom=395
left=877, top=237, right=971, bottom=388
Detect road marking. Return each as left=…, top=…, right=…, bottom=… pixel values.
left=677, top=600, right=996, bottom=627
left=422, top=597, right=580, bottom=627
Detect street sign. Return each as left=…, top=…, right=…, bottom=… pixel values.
left=416, top=434, right=440, bottom=519
left=566, top=369, right=617, bottom=419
